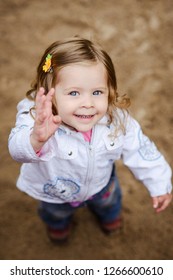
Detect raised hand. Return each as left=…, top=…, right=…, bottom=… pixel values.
left=30, top=87, right=61, bottom=152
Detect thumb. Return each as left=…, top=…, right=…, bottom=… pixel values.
left=152, top=197, right=159, bottom=209
left=53, top=115, right=62, bottom=125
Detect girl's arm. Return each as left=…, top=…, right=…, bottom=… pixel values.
left=8, top=88, right=61, bottom=162
left=122, top=115, right=172, bottom=212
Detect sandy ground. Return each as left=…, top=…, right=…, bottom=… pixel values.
left=0, top=0, right=173, bottom=260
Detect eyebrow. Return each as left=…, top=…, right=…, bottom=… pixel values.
left=64, top=86, right=108, bottom=91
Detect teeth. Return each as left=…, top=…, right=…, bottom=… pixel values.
left=75, top=115, right=93, bottom=118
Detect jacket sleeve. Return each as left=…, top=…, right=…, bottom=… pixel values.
left=122, top=115, right=172, bottom=197
left=8, top=98, right=55, bottom=163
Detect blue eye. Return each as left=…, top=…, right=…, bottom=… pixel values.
left=69, top=91, right=79, bottom=96
left=93, top=90, right=102, bottom=95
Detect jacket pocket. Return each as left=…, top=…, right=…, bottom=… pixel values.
left=102, top=134, right=123, bottom=160
left=55, top=136, right=78, bottom=160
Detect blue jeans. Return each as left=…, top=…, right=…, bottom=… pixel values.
left=38, top=167, right=122, bottom=230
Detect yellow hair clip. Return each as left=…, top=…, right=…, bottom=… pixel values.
left=43, top=54, right=53, bottom=73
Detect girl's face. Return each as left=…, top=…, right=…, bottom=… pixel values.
left=55, top=62, right=109, bottom=132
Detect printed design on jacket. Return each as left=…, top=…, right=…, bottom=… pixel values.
left=43, top=177, right=80, bottom=200
left=138, top=129, right=161, bottom=161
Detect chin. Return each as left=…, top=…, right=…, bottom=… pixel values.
left=75, top=125, right=93, bottom=132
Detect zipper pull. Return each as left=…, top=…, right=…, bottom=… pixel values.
left=89, top=144, right=93, bottom=156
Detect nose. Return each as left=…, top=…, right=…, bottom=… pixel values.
left=81, top=94, right=94, bottom=108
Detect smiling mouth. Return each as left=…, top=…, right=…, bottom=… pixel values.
left=74, top=114, right=95, bottom=119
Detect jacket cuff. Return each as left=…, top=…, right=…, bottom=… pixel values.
left=10, top=128, right=54, bottom=162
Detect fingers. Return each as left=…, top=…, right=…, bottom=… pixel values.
left=36, top=87, right=55, bottom=107
left=35, top=87, right=45, bottom=107
left=35, top=87, right=55, bottom=124
left=46, top=88, right=55, bottom=101
left=152, top=196, right=159, bottom=209
left=31, top=88, right=60, bottom=150
left=53, top=115, right=62, bottom=125
left=152, top=194, right=172, bottom=213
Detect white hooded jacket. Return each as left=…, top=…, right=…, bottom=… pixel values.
left=8, top=98, right=172, bottom=203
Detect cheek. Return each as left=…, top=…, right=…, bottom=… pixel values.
left=56, top=100, right=73, bottom=119
left=100, top=98, right=108, bottom=113
left=55, top=99, right=63, bottom=117
left=55, top=95, right=66, bottom=114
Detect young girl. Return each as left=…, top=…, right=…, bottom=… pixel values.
left=8, top=37, right=172, bottom=242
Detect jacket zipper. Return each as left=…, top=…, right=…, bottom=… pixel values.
left=83, top=128, right=95, bottom=200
